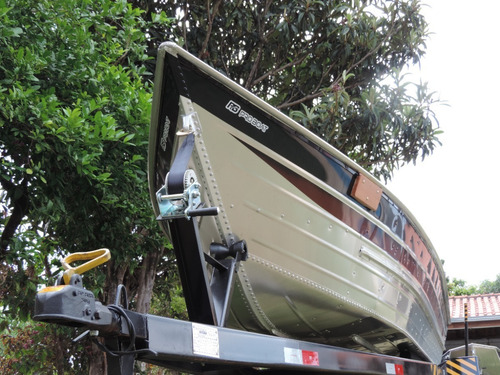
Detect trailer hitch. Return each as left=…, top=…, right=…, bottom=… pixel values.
left=34, top=248, right=153, bottom=375
left=35, top=248, right=117, bottom=330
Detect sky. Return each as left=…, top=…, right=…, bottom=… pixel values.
left=385, top=0, right=500, bottom=286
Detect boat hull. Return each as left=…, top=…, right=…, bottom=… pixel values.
left=148, top=42, right=449, bottom=363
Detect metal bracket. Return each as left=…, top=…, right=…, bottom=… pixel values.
left=208, top=241, right=248, bottom=326
left=156, top=180, right=218, bottom=220
left=155, top=128, right=245, bottom=327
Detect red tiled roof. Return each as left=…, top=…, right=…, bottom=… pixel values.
left=449, top=294, right=500, bottom=320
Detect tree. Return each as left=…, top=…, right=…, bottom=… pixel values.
left=136, top=0, right=442, bottom=180
left=0, top=321, right=88, bottom=374
left=478, top=274, right=500, bottom=295
left=0, top=0, right=173, bottom=372
left=447, top=274, right=500, bottom=296
left=447, top=278, right=479, bottom=297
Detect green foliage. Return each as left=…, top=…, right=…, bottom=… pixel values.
left=478, top=274, right=500, bottom=295
left=448, top=274, right=500, bottom=296
left=139, top=0, right=442, bottom=180
left=447, top=278, right=479, bottom=297
left=151, top=281, right=188, bottom=321
left=0, top=320, right=88, bottom=374
left=0, top=0, right=175, bottom=371
left=1, top=0, right=154, bottom=311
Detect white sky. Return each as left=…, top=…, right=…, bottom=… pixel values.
left=386, top=0, right=500, bottom=286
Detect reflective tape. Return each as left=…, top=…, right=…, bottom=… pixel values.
left=445, top=356, right=480, bottom=375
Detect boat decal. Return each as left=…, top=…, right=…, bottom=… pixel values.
left=235, top=137, right=445, bottom=325
left=176, top=55, right=329, bottom=183
left=160, top=116, right=171, bottom=152
left=225, top=100, right=270, bottom=133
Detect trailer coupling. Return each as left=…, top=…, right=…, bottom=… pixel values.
left=34, top=248, right=153, bottom=368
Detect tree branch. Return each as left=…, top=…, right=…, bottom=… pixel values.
left=277, top=2, right=401, bottom=111
left=198, top=0, right=223, bottom=59
left=245, top=47, right=262, bottom=89
left=244, top=0, right=273, bottom=89
left=251, top=53, right=308, bottom=87
left=0, top=177, right=29, bottom=258
left=182, top=1, right=189, bottom=50
left=276, top=91, right=325, bottom=110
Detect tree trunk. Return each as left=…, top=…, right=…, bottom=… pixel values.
left=88, top=340, right=107, bottom=375
left=0, top=178, right=29, bottom=258
left=133, top=248, right=166, bottom=374
left=135, top=247, right=164, bottom=313
left=104, top=260, right=128, bottom=305
left=53, top=329, right=65, bottom=375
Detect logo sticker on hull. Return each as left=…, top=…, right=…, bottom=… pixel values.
left=225, top=100, right=269, bottom=133
left=160, top=116, right=171, bottom=152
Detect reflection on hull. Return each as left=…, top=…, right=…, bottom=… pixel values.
left=148, top=42, right=450, bottom=363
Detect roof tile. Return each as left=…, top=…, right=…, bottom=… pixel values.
left=449, top=294, right=500, bottom=319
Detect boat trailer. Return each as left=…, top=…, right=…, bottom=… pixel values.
left=34, top=226, right=479, bottom=374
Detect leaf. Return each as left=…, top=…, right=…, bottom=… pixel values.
left=123, top=133, right=135, bottom=143
left=97, top=172, right=111, bottom=180
left=10, top=27, right=23, bottom=37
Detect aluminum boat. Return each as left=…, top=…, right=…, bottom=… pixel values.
left=148, top=42, right=449, bottom=363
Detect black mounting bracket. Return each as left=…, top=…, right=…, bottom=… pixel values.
left=167, top=216, right=247, bottom=327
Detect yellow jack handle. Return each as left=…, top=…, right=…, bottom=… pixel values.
left=61, top=248, right=111, bottom=285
